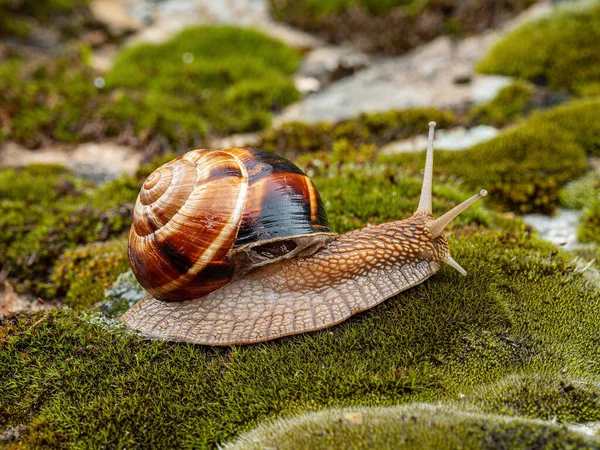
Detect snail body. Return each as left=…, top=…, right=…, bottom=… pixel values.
left=122, top=123, right=487, bottom=345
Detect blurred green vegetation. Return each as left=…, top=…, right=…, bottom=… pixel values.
left=260, top=108, right=454, bottom=157
left=478, top=3, right=600, bottom=96
left=270, top=0, right=536, bottom=54
left=106, top=26, right=301, bottom=146
left=0, top=0, right=90, bottom=38
left=578, top=198, right=600, bottom=244
left=467, top=81, right=534, bottom=127
left=0, top=26, right=300, bottom=149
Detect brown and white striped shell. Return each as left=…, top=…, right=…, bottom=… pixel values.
left=128, top=147, right=337, bottom=301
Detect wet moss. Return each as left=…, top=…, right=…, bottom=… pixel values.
left=477, top=3, right=600, bottom=96
left=467, top=81, right=534, bottom=127
left=260, top=108, right=454, bottom=158
left=1, top=226, right=600, bottom=447
left=270, top=0, right=536, bottom=55
left=49, top=238, right=129, bottom=310
left=228, top=404, right=600, bottom=450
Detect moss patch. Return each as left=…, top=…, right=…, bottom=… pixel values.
left=0, top=26, right=300, bottom=149
left=578, top=198, right=600, bottom=245
left=270, top=0, right=536, bottom=55
left=385, top=99, right=600, bottom=214
left=227, top=404, right=600, bottom=450
left=477, top=3, right=600, bottom=96
left=2, top=229, right=600, bottom=447
left=49, top=238, right=129, bottom=310
left=467, top=373, right=600, bottom=423
left=467, top=81, right=534, bottom=127
left=560, top=171, right=600, bottom=210
left=0, top=165, right=133, bottom=297
left=106, top=26, right=300, bottom=148
left=260, top=108, right=454, bottom=158
left=0, top=0, right=91, bottom=39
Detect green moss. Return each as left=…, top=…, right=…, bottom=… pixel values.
left=0, top=165, right=132, bottom=297
left=260, top=108, right=454, bottom=158
left=1, top=228, right=600, bottom=447
left=560, top=171, right=600, bottom=210
left=526, top=98, right=600, bottom=156
left=49, top=239, right=129, bottom=310
left=0, top=0, right=90, bottom=38
left=477, top=3, right=600, bottom=96
left=0, top=26, right=300, bottom=148
left=467, top=374, right=600, bottom=423
left=105, top=26, right=300, bottom=145
left=385, top=123, right=587, bottom=214
left=0, top=55, right=102, bottom=147
left=228, top=405, right=600, bottom=450
left=468, top=81, right=534, bottom=127
left=270, top=0, right=535, bottom=54
left=578, top=198, right=600, bottom=244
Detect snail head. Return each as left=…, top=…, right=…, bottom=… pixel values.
left=413, top=122, right=487, bottom=276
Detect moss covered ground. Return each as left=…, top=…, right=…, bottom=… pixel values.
left=478, top=2, right=600, bottom=97
left=0, top=26, right=300, bottom=149
left=228, top=404, right=600, bottom=449
left=269, top=0, right=536, bottom=54
left=2, top=226, right=600, bottom=447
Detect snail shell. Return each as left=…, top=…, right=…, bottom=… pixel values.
left=128, top=147, right=337, bottom=301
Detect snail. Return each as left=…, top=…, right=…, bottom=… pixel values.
left=122, top=122, right=487, bottom=345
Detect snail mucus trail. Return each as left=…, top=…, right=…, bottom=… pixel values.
left=122, top=122, right=487, bottom=345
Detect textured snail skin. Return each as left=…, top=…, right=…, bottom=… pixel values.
left=121, top=212, right=448, bottom=345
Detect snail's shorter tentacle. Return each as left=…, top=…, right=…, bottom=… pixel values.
left=429, top=190, right=488, bottom=238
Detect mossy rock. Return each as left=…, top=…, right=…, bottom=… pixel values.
left=385, top=98, right=600, bottom=214
left=578, top=198, right=600, bottom=245
left=260, top=108, right=454, bottom=158
left=467, top=81, right=534, bottom=127
left=466, top=373, right=600, bottom=423
left=227, top=404, right=600, bottom=450
left=270, top=0, right=536, bottom=55
left=477, top=3, right=600, bottom=96
left=105, top=26, right=301, bottom=148
left=0, top=165, right=132, bottom=296
left=560, top=171, right=600, bottom=210
left=526, top=98, right=600, bottom=157
left=49, top=238, right=129, bottom=310
left=2, top=229, right=600, bottom=447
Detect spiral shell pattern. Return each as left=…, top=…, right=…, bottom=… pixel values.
left=129, top=148, right=332, bottom=301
